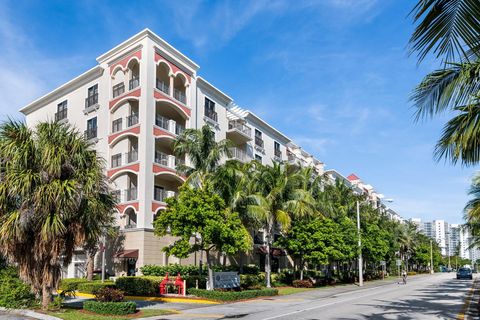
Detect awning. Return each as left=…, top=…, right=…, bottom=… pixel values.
left=255, top=246, right=287, bottom=257
left=115, top=249, right=139, bottom=259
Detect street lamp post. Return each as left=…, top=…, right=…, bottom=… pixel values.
left=357, top=200, right=363, bottom=287
left=430, top=240, right=434, bottom=274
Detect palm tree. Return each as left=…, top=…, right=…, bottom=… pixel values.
left=0, top=120, right=115, bottom=309
left=246, top=162, right=315, bottom=287
left=173, top=125, right=232, bottom=188
left=409, top=0, right=480, bottom=165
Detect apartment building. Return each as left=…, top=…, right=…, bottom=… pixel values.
left=19, top=29, right=325, bottom=277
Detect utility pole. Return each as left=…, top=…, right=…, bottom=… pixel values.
left=101, top=233, right=106, bottom=283
left=357, top=200, right=363, bottom=287
left=430, top=240, right=434, bottom=274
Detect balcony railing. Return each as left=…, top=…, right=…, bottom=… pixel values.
left=274, top=149, right=282, bottom=160
left=55, top=109, right=68, bottom=122
left=175, top=123, right=185, bottom=135
left=255, top=136, right=264, bottom=148
left=156, top=79, right=170, bottom=94
left=173, top=88, right=186, bottom=104
left=112, top=118, right=122, bottom=133
left=111, top=153, right=122, bottom=168
left=205, top=109, right=218, bottom=122
left=112, top=83, right=125, bottom=98
left=125, top=187, right=137, bottom=202
left=126, top=113, right=139, bottom=127
left=125, top=223, right=137, bottom=229
left=154, top=189, right=176, bottom=202
left=229, top=147, right=247, bottom=162
left=84, top=127, right=97, bottom=140
left=129, top=77, right=139, bottom=90
left=155, top=115, right=169, bottom=130
left=126, top=150, right=138, bottom=163
left=228, top=121, right=251, bottom=137
left=154, top=151, right=169, bottom=166
left=85, top=93, right=98, bottom=108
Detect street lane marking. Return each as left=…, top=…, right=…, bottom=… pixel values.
left=457, top=278, right=477, bottom=320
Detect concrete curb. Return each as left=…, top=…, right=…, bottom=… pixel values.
left=74, top=292, right=219, bottom=304
left=0, top=307, right=61, bottom=320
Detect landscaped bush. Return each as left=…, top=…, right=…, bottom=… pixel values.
left=115, top=276, right=162, bottom=296
left=240, top=274, right=264, bottom=290
left=187, top=288, right=278, bottom=301
left=83, top=300, right=136, bottom=315
left=58, top=278, right=89, bottom=292
left=77, top=281, right=115, bottom=294
left=95, top=287, right=125, bottom=302
left=0, top=267, right=36, bottom=308
left=407, top=271, right=417, bottom=276
left=141, top=264, right=201, bottom=276
left=292, top=280, right=313, bottom=288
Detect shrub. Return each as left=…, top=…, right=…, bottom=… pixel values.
left=95, top=287, right=125, bottom=302
left=240, top=274, right=264, bottom=290
left=115, top=276, right=162, bottom=296
left=141, top=264, right=200, bottom=276
left=187, top=288, right=278, bottom=301
left=77, top=281, right=115, bottom=294
left=58, top=278, right=89, bottom=292
left=292, top=280, right=313, bottom=288
left=407, top=271, right=417, bottom=276
left=0, top=267, right=36, bottom=308
left=83, top=300, right=136, bottom=315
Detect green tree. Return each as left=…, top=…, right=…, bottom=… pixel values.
left=153, top=183, right=251, bottom=290
left=246, top=162, right=315, bottom=287
left=409, top=0, right=480, bottom=166
left=0, top=121, right=115, bottom=309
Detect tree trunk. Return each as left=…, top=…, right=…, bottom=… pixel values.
left=206, top=250, right=214, bottom=291
left=86, top=253, right=95, bottom=281
left=41, top=284, right=51, bottom=310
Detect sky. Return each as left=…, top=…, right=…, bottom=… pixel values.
left=0, top=0, right=475, bottom=224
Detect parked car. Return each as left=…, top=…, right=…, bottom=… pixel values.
left=456, top=268, right=473, bottom=280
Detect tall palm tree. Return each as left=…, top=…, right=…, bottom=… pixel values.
left=246, top=162, right=315, bottom=287
left=409, top=0, right=480, bottom=165
left=173, top=125, right=232, bottom=188
left=0, top=120, right=115, bottom=309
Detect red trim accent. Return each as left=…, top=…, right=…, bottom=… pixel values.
left=110, top=50, right=142, bottom=75
left=152, top=202, right=167, bottom=213
left=117, top=202, right=139, bottom=213
left=109, top=88, right=141, bottom=109
left=153, top=126, right=175, bottom=138
left=108, top=125, right=140, bottom=144
left=154, top=52, right=191, bottom=82
left=154, top=89, right=191, bottom=117
left=108, top=163, right=140, bottom=178
left=152, top=163, right=176, bottom=175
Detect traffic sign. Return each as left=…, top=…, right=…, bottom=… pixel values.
left=396, top=259, right=402, bottom=266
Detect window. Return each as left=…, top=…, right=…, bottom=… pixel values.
left=55, top=100, right=68, bottom=121
left=112, top=118, right=122, bottom=133
left=85, top=117, right=97, bottom=140
left=255, top=129, right=264, bottom=148
left=255, top=154, right=262, bottom=163
left=86, top=84, right=98, bottom=108
left=154, top=186, right=165, bottom=202
left=204, top=98, right=217, bottom=122
left=274, top=141, right=281, bottom=159
left=111, top=153, right=122, bottom=168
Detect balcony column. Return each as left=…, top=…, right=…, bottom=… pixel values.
left=184, top=83, right=190, bottom=106
left=169, top=73, right=174, bottom=96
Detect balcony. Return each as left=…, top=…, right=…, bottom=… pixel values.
left=205, top=109, right=218, bottom=123
left=55, top=109, right=68, bottom=122
left=129, top=78, right=139, bottom=91
left=154, top=189, right=177, bottom=202
left=84, top=127, right=97, bottom=140
left=125, top=223, right=137, bottom=229
left=111, top=114, right=138, bottom=135
left=85, top=93, right=99, bottom=109
left=127, top=113, right=139, bottom=127
left=126, top=150, right=138, bottom=163
left=125, top=187, right=137, bottom=202
left=154, top=151, right=180, bottom=170
left=255, top=136, right=264, bottom=149
left=227, top=120, right=252, bottom=143
left=156, top=79, right=170, bottom=95
left=274, top=149, right=282, bottom=161
left=155, top=115, right=185, bottom=136
left=173, top=88, right=186, bottom=104
left=111, top=150, right=138, bottom=169
left=229, top=147, right=248, bottom=162
left=112, top=83, right=125, bottom=98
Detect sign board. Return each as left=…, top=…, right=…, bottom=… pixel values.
left=396, top=259, right=402, bottom=266
left=213, top=272, right=240, bottom=289
left=380, top=260, right=386, bottom=266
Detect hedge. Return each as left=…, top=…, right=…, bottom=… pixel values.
left=292, top=280, right=313, bottom=288
left=187, top=288, right=278, bottom=301
left=141, top=264, right=260, bottom=277
left=58, top=278, right=89, bottom=292
left=115, top=276, right=162, bottom=296
left=83, top=300, right=136, bottom=315
left=0, top=268, right=36, bottom=309
left=240, top=274, right=264, bottom=290
left=77, top=281, right=116, bottom=294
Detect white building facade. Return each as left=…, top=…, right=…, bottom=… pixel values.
left=19, top=29, right=325, bottom=277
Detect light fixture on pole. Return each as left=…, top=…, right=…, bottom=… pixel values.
left=356, top=200, right=363, bottom=287
left=430, top=239, right=434, bottom=274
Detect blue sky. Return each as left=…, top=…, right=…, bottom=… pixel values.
left=0, top=0, right=475, bottom=223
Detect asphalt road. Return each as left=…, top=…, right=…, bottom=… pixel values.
left=162, top=273, right=477, bottom=320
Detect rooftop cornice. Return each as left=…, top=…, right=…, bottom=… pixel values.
left=19, top=66, right=103, bottom=115
left=197, top=77, right=233, bottom=105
